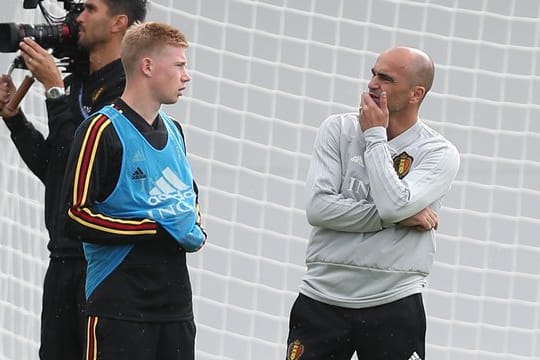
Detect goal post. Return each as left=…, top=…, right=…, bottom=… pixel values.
left=1, top=1, right=540, bottom=359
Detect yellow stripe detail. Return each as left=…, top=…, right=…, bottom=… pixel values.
left=80, top=207, right=154, bottom=225
left=85, top=316, right=98, bottom=360
left=73, top=115, right=111, bottom=205
left=68, top=210, right=157, bottom=236
left=81, top=119, right=110, bottom=204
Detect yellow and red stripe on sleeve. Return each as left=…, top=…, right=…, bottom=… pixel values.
left=68, top=113, right=158, bottom=236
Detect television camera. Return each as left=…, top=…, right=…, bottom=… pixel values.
left=0, top=0, right=86, bottom=111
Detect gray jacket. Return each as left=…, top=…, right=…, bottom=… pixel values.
left=299, top=113, right=460, bottom=308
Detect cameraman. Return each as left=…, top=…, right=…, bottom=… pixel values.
left=0, top=1, right=147, bottom=359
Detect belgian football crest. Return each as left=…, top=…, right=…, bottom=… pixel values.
left=287, top=339, right=304, bottom=360
left=393, top=151, right=413, bottom=179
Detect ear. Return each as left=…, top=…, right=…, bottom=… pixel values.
left=410, top=85, right=426, bottom=105
left=141, top=57, right=153, bottom=77
left=111, top=14, right=129, bottom=34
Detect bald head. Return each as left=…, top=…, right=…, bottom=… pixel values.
left=380, top=46, right=435, bottom=98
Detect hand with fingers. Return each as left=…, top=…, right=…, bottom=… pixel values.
left=359, top=91, right=389, bottom=131
left=19, top=37, right=64, bottom=90
left=399, top=207, right=439, bottom=232
left=0, top=74, right=19, bottom=118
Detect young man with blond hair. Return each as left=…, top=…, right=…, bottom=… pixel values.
left=63, top=22, right=205, bottom=360
left=0, top=1, right=147, bottom=358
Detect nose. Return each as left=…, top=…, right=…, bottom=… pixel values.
left=76, top=9, right=86, bottom=24
left=368, top=77, right=379, bottom=92
left=183, top=71, right=191, bottom=83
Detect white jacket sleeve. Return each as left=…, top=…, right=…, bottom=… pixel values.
left=363, top=125, right=460, bottom=223
left=306, top=116, right=385, bottom=233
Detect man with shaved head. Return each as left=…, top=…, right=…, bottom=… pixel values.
left=286, top=47, right=459, bottom=360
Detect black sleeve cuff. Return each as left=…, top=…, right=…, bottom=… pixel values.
left=2, top=110, right=28, bottom=133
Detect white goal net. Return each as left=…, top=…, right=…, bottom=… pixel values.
left=1, top=0, right=540, bottom=359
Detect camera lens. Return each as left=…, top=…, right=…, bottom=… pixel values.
left=0, top=23, right=22, bottom=52
left=30, top=23, right=65, bottom=49
left=0, top=22, right=66, bottom=53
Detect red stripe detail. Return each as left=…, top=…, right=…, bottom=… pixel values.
left=70, top=113, right=158, bottom=235
left=86, top=316, right=97, bottom=360
left=76, top=115, right=109, bottom=204
left=72, top=207, right=157, bottom=232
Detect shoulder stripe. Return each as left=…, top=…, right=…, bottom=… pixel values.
left=73, top=114, right=110, bottom=206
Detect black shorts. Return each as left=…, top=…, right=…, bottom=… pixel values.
left=286, top=293, right=426, bottom=360
left=39, top=257, right=86, bottom=360
left=85, top=316, right=196, bottom=360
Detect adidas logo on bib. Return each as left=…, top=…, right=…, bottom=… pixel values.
left=131, top=167, right=146, bottom=180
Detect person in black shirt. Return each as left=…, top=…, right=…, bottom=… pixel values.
left=63, top=22, right=206, bottom=360
left=0, top=1, right=147, bottom=359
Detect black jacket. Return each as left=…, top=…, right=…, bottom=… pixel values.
left=63, top=99, right=200, bottom=321
left=3, top=59, right=125, bottom=257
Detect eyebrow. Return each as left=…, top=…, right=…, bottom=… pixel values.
left=371, top=68, right=395, bottom=83
left=83, top=2, right=96, bottom=11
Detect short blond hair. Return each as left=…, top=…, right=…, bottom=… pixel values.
left=121, top=21, right=189, bottom=74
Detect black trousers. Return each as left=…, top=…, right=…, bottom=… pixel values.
left=286, top=293, right=426, bottom=360
left=39, top=257, right=86, bottom=360
left=85, top=316, right=196, bottom=360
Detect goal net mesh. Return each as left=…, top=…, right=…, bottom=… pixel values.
left=1, top=1, right=539, bottom=359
